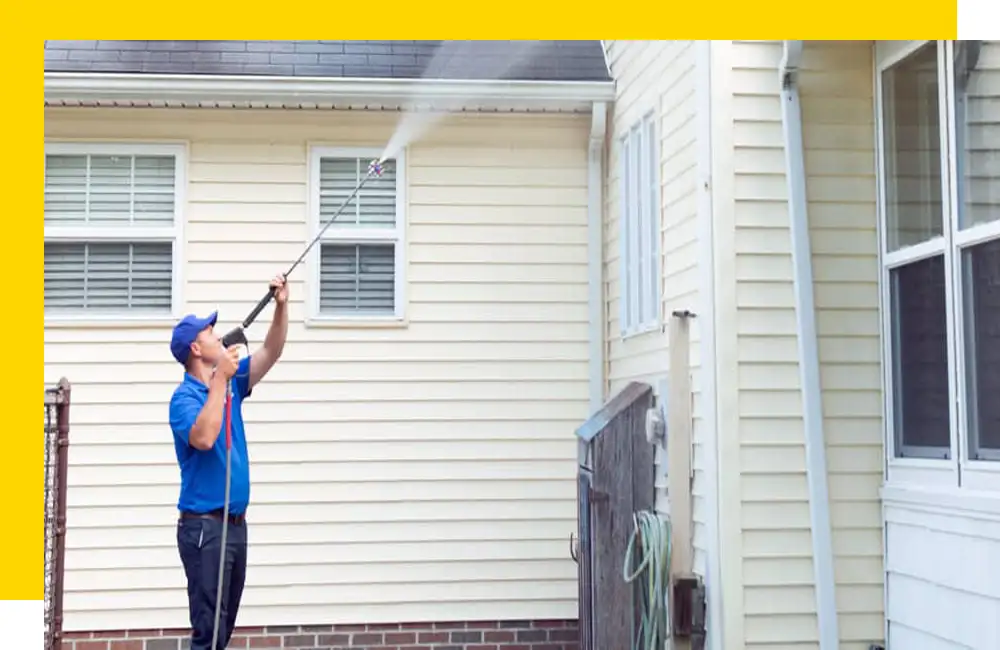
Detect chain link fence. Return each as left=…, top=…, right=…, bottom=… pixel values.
left=44, top=378, right=71, bottom=650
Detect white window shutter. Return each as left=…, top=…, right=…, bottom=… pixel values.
left=319, top=157, right=397, bottom=228
left=44, top=242, right=173, bottom=312
left=44, top=153, right=176, bottom=225
left=320, top=243, right=396, bottom=314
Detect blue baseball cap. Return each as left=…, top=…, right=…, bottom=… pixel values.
left=170, top=311, right=219, bottom=365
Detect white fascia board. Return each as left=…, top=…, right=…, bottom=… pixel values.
left=44, top=72, right=616, bottom=112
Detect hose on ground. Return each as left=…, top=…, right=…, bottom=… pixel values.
left=623, top=509, right=672, bottom=650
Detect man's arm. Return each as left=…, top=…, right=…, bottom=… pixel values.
left=171, top=374, right=229, bottom=451
left=249, top=274, right=289, bottom=390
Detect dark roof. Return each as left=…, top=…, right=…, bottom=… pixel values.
left=44, top=40, right=611, bottom=83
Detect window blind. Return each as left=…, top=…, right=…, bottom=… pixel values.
left=318, top=157, right=397, bottom=228
left=319, top=243, right=395, bottom=314
left=44, top=153, right=176, bottom=225
left=44, top=242, right=173, bottom=312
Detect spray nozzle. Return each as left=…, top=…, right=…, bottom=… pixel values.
left=368, top=159, right=385, bottom=177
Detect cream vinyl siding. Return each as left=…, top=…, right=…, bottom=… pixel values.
left=43, top=107, right=591, bottom=631
left=729, top=40, right=885, bottom=649
left=602, top=40, right=708, bottom=573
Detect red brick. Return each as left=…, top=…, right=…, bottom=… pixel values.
left=233, top=626, right=265, bottom=635
left=332, top=623, right=368, bottom=632
left=417, top=631, right=448, bottom=643
left=485, top=630, right=515, bottom=642
left=226, top=636, right=248, bottom=648
left=532, top=619, right=567, bottom=628
left=108, top=642, right=142, bottom=650
left=366, top=622, right=401, bottom=631
left=384, top=631, right=416, bottom=644
left=75, top=642, right=108, bottom=650
left=468, top=645, right=500, bottom=650
left=247, top=637, right=281, bottom=648
left=64, top=632, right=94, bottom=640
left=351, top=632, right=384, bottom=645
left=60, top=642, right=74, bottom=650
left=467, top=620, right=499, bottom=629
left=433, top=620, right=467, bottom=629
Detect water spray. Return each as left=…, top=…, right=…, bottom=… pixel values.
left=209, top=157, right=385, bottom=650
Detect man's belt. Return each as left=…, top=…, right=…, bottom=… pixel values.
left=180, top=508, right=245, bottom=525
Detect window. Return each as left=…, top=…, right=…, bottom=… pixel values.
left=619, top=112, right=661, bottom=336
left=308, top=147, right=405, bottom=322
left=43, top=143, right=183, bottom=319
left=877, top=41, right=1000, bottom=476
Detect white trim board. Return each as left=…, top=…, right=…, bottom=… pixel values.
left=44, top=73, right=616, bottom=113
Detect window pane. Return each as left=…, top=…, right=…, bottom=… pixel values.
left=889, top=254, right=951, bottom=455
left=645, top=115, right=659, bottom=326
left=319, top=157, right=397, bottom=228
left=44, top=153, right=176, bottom=226
left=619, top=136, right=632, bottom=330
left=629, top=126, right=642, bottom=328
left=881, top=42, right=944, bottom=251
left=963, top=238, right=1000, bottom=457
left=44, top=241, right=173, bottom=313
left=320, top=243, right=395, bottom=315
left=954, top=40, right=1000, bottom=229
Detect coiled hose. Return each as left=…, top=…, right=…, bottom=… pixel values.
left=623, top=510, right=672, bottom=650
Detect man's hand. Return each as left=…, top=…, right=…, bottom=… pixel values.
left=216, top=346, right=241, bottom=380
left=271, top=273, right=289, bottom=305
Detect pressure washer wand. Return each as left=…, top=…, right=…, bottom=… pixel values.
left=220, top=159, right=386, bottom=349
left=210, top=381, right=234, bottom=650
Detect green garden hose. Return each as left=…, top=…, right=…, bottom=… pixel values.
left=623, top=510, right=672, bottom=650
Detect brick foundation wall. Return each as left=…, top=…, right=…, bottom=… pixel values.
left=60, top=618, right=579, bottom=650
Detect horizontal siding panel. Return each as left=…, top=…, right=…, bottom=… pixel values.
left=67, top=559, right=577, bottom=592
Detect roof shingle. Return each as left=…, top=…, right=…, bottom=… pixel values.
left=44, top=40, right=612, bottom=83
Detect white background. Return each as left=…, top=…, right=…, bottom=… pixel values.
left=0, top=601, right=42, bottom=649
left=959, top=0, right=998, bottom=38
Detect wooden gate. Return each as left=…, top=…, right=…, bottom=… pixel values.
left=573, top=381, right=656, bottom=650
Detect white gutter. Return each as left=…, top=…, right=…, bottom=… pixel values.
left=587, top=101, right=608, bottom=413
left=779, top=40, right=840, bottom=650
left=44, top=72, right=615, bottom=112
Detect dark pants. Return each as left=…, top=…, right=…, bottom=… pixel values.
left=176, top=514, right=248, bottom=650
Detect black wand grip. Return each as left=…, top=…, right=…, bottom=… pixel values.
left=242, top=286, right=277, bottom=329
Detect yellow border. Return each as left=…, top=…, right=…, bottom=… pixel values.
left=41, top=3, right=957, bottom=38
left=4, top=33, right=40, bottom=601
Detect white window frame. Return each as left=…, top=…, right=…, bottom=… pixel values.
left=875, top=40, right=1000, bottom=492
left=618, top=111, right=662, bottom=338
left=306, top=145, right=407, bottom=325
left=43, top=141, right=186, bottom=324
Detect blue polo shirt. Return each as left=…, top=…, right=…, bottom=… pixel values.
left=168, top=356, right=253, bottom=515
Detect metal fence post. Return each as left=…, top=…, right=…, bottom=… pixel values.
left=44, top=378, right=71, bottom=650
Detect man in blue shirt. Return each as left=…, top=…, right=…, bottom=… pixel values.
left=168, top=274, right=289, bottom=650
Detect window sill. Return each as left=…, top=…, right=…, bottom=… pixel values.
left=881, top=483, right=1000, bottom=518
left=621, top=321, right=662, bottom=341
left=44, top=315, right=178, bottom=329
left=305, top=316, right=409, bottom=330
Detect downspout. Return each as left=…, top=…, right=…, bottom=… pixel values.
left=588, top=101, right=608, bottom=413
left=779, top=40, right=840, bottom=650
